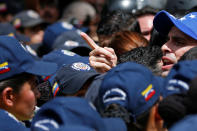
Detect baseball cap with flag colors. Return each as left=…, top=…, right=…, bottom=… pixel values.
left=99, top=62, right=164, bottom=120
left=0, top=36, right=57, bottom=81
left=154, top=10, right=197, bottom=40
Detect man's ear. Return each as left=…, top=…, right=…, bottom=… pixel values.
left=146, top=104, right=166, bottom=131
left=1, top=87, right=15, bottom=107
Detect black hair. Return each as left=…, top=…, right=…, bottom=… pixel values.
left=36, top=80, right=53, bottom=106
left=118, top=45, right=163, bottom=76
left=97, top=10, right=138, bottom=36
left=134, top=6, right=159, bottom=17
left=183, top=77, right=197, bottom=114
left=158, top=94, right=187, bottom=129
left=101, top=103, right=152, bottom=131
left=0, top=73, right=36, bottom=94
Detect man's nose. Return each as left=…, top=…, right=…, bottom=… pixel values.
left=161, top=42, right=172, bottom=54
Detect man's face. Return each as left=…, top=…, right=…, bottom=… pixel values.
left=161, top=26, right=197, bottom=77
left=11, top=81, right=40, bottom=121
left=24, top=26, right=44, bottom=44
left=137, top=14, right=154, bottom=41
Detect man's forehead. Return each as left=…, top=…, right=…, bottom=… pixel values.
left=169, top=26, right=197, bottom=42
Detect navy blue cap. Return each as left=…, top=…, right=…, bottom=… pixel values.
left=85, top=74, right=105, bottom=106
left=170, top=115, right=197, bottom=131
left=49, top=62, right=99, bottom=96
left=99, top=62, right=164, bottom=119
left=0, top=22, right=30, bottom=42
left=52, top=30, right=91, bottom=52
left=154, top=10, right=197, bottom=40
left=31, top=97, right=127, bottom=131
left=0, top=36, right=57, bottom=81
left=0, top=109, right=28, bottom=131
left=42, top=49, right=89, bottom=69
left=12, top=10, right=44, bottom=28
left=43, top=22, right=76, bottom=50
left=162, top=60, right=197, bottom=98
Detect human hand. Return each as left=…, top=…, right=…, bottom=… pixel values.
left=80, top=32, right=117, bottom=73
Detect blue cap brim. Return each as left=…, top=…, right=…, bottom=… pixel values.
left=60, top=70, right=99, bottom=95
left=153, top=10, right=197, bottom=41
left=26, top=60, right=57, bottom=76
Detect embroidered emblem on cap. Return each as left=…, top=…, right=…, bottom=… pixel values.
left=189, top=14, right=196, bottom=19
left=61, top=50, right=76, bottom=56
left=0, top=62, right=10, bottom=74
left=62, top=22, right=73, bottom=30
left=71, top=62, right=90, bottom=71
left=52, top=82, right=59, bottom=97
left=141, top=84, right=155, bottom=101
left=103, top=88, right=126, bottom=103
left=64, top=40, right=79, bottom=47
left=13, top=18, right=21, bottom=29
left=27, top=10, right=39, bottom=19
left=167, top=79, right=189, bottom=91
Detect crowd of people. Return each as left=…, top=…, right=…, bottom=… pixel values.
left=1, top=0, right=197, bottom=130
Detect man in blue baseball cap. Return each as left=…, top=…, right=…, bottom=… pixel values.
left=0, top=36, right=57, bottom=128
left=11, top=10, right=46, bottom=45
left=86, top=10, right=197, bottom=77
left=153, top=10, right=197, bottom=77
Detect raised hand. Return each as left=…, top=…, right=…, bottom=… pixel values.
left=80, top=32, right=117, bottom=73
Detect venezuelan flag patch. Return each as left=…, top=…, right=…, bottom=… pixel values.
left=13, top=18, right=21, bottom=29
left=52, top=82, right=59, bottom=97
left=0, top=62, right=10, bottom=74
left=141, top=84, right=155, bottom=101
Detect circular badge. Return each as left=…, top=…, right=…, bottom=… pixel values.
left=71, top=62, right=90, bottom=71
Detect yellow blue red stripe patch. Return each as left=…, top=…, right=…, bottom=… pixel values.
left=0, top=62, right=10, bottom=74
left=141, top=84, right=155, bottom=101
left=52, top=82, right=59, bottom=97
